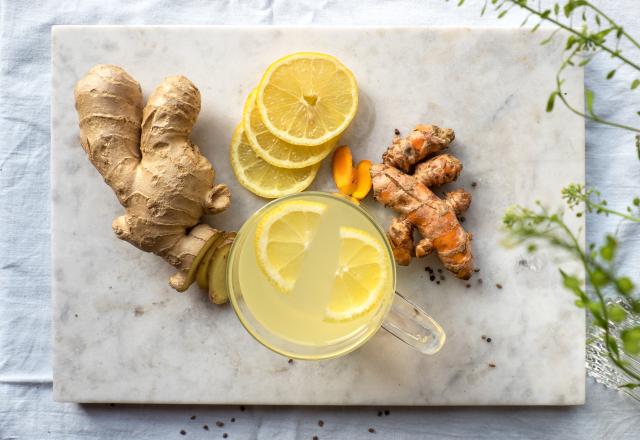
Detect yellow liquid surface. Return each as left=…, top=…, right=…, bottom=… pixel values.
left=232, top=194, right=394, bottom=352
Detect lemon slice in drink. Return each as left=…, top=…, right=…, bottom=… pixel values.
left=230, top=124, right=320, bottom=199
left=256, top=52, right=359, bottom=146
left=243, top=89, right=337, bottom=168
left=255, top=200, right=327, bottom=292
left=325, top=227, right=388, bottom=321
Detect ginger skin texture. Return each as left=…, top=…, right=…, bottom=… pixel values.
left=371, top=124, right=474, bottom=279
left=74, top=64, right=231, bottom=291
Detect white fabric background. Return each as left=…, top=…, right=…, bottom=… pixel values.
left=1, top=0, right=639, bottom=438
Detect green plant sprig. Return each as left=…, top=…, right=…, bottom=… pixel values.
left=450, top=0, right=640, bottom=393
left=451, top=0, right=640, bottom=137
left=549, top=47, right=640, bottom=134
left=503, top=187, right=640, bottom=388
left=563, top=183, right=640, bottom=222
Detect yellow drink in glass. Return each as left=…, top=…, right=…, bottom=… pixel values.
left=227, top=192, right=395, bottom=360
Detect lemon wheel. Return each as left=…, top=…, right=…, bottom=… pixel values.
left=230, top=124, right=320, bottom=199
left=325, top=227, right=388, bottom=321
left=256, top=52, right=358, bottom=146
left=254, top=200, right=327, bottom=292
left=243, top=89, right=336, bottom=169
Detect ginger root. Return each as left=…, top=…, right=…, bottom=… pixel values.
left=371, top=125, right=474, bottom=279
left=208, top=232, right=236, bottom=305
left=74, top=64, right=232, bottom=293
left=196, top=230, right=225, bottom=289
left=332, top=145, right=372, bottom=200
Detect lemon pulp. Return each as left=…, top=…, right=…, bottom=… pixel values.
left=229, top=124, right=320, bottom=198
left=256, top=52, right=359, bottom=146
left=255, top=200, right=327, bottom=292
left=243, top=89, right=336, bottom=169
left=325, top=227, right=388, bottom=321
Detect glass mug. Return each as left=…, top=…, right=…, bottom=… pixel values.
left=226, top=192, right=445, bottom=360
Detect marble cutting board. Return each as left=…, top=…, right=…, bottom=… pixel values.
left=52, top=26, right=585, bottom=405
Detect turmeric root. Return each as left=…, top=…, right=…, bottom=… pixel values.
left=331, top=145, right=372, bottom=200
left=371, top=125, right=474, bottom=279
left=383, top=124, right=454, bottom=173
left=74, top=64, right=232, bottom=292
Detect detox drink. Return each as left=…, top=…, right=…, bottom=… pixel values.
left=227, top=192, right=395, bottom=359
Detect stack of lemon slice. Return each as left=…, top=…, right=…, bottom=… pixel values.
left=231, top=52, right=359, bottom=198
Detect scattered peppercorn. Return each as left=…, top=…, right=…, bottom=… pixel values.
left=471, top=181, right=477, bottom=188
left=477, top=278, right=483, bottom=284
left=223, top=434, right=228, bottom=439
left=429, top=275, right=436, bottom=282
left=496, top=283, right=503, bottom=289
left=288, top=359, right=294, bottom=364
left=216, top=421, right=224, bottom=428
left=437, top=269, right=442, bottom=274
left=489, top=363, right=496, bottom=368
left=180, top=430, right=186, bottom=436
left=231, top=418, right=235, bottom=423
left=394, top=128, right=400, bottom=136
left=460, top=216, right=466, bottom=223
left=436, top=281, right=440, bottom=285
left=190, top=415, right=196, bottom=420
left=440, top=275, right=445, bottom=281
left=240, top=406, right=246, bottom=411
left=203, top=425, right=209, bottom=431
left=109, top=403, right=115, bottom=407
left=384, top=410, right=390, bottom=416
left=481, top=335, right=486, bottom=340
left=486, top=337, right=492, bottom=343
left=466, top=284, right=471, bottom=288
left=318, top=420, right=324, bottom=427
left=377, top=411, right=382, bottom=417
left=313, top=436, right=319, bottom=440
left=474, top=268, right=480, bottom=273
left=368, top=428, right=376, bottom=433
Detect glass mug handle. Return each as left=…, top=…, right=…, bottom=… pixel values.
left=382, top=291, right=446, bottom=355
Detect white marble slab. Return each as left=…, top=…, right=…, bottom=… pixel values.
left=52, top=26, right=585, bottom=405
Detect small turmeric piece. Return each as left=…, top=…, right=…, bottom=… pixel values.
left=331, top=146, right=372, bottom=200
left=351, top=160, right=372, bottom=200
left=332, top=145, right=357, bottom=195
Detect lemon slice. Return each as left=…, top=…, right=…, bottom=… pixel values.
left=256, top=52, right=359, bottom=146
left=230, top=124, right=320, bottom=199
left=243, top=89, right=337, bottom=168
left=325, top=227, right=388, bottom=321
left=255, top=200, right=327, bottom=292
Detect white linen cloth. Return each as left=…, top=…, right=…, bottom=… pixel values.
left=1, top=0, right=639, bottom=438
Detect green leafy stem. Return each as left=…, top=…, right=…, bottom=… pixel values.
left=454, top=0, right=640, bottom=144
left=503, top=184, right=640, bottom=387
left=450, top=0, right=640, bottom=391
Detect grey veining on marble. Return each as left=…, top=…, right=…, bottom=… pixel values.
left=51, top=26, right=585, bottom=405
